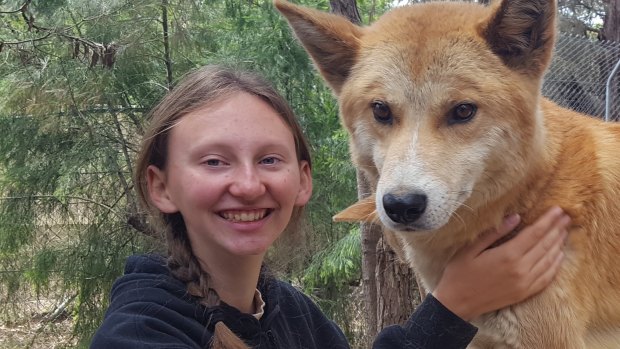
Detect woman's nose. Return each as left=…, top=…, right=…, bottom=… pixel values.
left=229, top=166, right=266, bottom=199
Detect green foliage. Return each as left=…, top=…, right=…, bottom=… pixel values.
left=32, top=0, right=68, bottom=15
left=303, top=226, right=361, bottom=291
left=0, top=1, right=172, bottom=345
left=301, top=225, right=363, bottom=343
left=24, top=247, right=58, bottom=294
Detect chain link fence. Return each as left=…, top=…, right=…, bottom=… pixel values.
left=543, top=34, right=620, bottom=122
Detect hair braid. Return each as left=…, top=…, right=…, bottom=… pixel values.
left=165, top=214, right=218, bottom=305
left=165, top=215, right=248, bottom=349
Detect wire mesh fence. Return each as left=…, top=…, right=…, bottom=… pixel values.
left=543, top=34, right=620, bottom=122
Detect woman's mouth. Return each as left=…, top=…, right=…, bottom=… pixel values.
left=220, top=209, right=271, bottom=222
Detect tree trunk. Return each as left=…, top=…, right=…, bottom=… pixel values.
left=329, top=0, right=362, bottom=25
left=603, top=0, right=620, bottom=42
left=375, top=237, right=420, bottom=331
left=357, top=171, right=381, bottom=337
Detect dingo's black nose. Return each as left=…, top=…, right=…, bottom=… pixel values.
left=383, top=193, right=427, bottom=224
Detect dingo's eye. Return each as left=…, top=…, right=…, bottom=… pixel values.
left=372, top=101, right=393, bottom=125
left=449, top=103, right=477, bottom=125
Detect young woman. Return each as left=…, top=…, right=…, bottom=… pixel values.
left=90, top=65, right=570, bottom=349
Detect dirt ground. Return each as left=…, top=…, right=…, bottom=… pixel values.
left=0, top=318, right=75, bottom=349
left=0, top=297, right=76, bottom=349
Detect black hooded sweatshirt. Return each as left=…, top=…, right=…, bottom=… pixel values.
left=90, top=255, right=477, bottom=349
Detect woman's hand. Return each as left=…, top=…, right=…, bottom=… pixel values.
left=432, top=206, right=571, bottom=321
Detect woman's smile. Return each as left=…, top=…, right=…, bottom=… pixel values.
left=219, top=208, right=272, bottom=223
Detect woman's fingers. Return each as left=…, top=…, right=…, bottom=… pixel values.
left=468, top=214, right=521, bottom=257
left=524, top=226, right=568, bottom=278
left=526, top=232, right=567, bottom=295
left=521, top=214, right=571, bottom=264
left=508, top=206, right=569, bottom=255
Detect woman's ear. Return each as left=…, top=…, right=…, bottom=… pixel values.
left=295, top=161, right=313, bottom=206
left=146, top=165, right=179, bottom=213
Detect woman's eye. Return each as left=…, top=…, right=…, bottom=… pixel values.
left=260, top=157, right=279, bottom=165
left=449, top=103, right=477, bottom=125
left=204, top=159, right=223, bottom=166
left=371, top=101, right=393, bottom=125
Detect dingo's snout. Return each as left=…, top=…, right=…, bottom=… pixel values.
left=382, top=193, right=427, bottom=225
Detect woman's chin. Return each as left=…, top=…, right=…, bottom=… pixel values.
left=227, top=240, right=272, bottom=257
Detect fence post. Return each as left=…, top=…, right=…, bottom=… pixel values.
left=605, top=58, right=620, bottom=122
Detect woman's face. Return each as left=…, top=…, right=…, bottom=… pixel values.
left=147, top=92, right=312, bottom=261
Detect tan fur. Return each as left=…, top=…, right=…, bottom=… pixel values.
left=276, top=0, right=620, bottom=347
left=333, top=196, right=377, bottom=223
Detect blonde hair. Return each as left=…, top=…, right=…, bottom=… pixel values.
left=134, top=65, right=312, bottom=348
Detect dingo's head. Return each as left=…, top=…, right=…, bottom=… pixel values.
left=277, top=0, right=555, bottom=232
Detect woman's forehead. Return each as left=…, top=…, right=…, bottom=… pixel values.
left=168, top=93, right=296, bottom=151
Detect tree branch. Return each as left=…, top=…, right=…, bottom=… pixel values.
left=0, top=193, right=116, bottom=208
left=161, top=0, right=173, bottom=89
left=127, top=212, right=158, bottom=237
left=0, top=1, right=30, bottom=14
left=1, top=32, right=52, bottom=45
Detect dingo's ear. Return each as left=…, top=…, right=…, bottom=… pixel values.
left=274, top=0, right=362, bottom=95
left=333, top=197, right=377, bottom=223
left=481, top=0, right=556, bottom=76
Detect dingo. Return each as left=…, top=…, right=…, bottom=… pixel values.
left=276, top=0, right=620, bottom=347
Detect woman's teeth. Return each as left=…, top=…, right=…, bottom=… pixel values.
left=221, top=210, right=267, bottom=222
